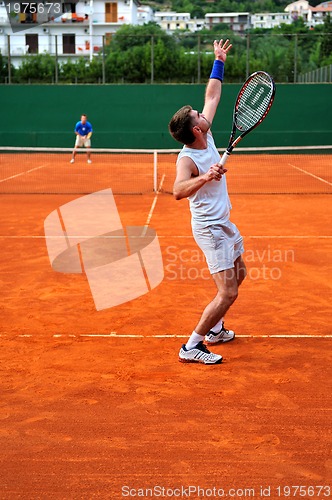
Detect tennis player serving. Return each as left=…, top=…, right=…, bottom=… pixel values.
left=169, top=39, right=247, bottom=365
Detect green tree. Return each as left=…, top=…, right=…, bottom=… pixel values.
left=15, top=53, right=56, bottom=83
left=6, top=6, right=330, bottom=85
left=0, top=53, right=9, bottom=83
left=106, top=22, right=175, bottom=53
left=320, top=14, right=332, bottom=63
left=105, top=23, right=183, bottom=83
left=105, top=45, right=150, bottom=83
left=191, top=6, right=204, bottom=18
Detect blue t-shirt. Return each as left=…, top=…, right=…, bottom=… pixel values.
left=75, top=121, right=93, bottom=136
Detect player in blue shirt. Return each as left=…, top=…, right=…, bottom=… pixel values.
left=70, top=114, right=93, bottom=164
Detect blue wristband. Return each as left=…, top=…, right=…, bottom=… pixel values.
left=210, top=60, right=224, bottom=82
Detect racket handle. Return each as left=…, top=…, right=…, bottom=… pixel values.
left=218, top=151, right=230, bottom=167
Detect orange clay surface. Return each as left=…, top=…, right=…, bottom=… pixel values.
left=0, top=155, right=331, bottom=499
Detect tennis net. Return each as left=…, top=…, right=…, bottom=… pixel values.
left=0, top=146, right=331, bottom=195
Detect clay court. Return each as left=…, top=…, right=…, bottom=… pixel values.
left=0, top=151, right=331, bottom=499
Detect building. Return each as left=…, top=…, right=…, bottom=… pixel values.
left=310, top=2, right=332, bottom=26
left=153, top=12, right=204, bottom=34
left=284, top=0, right=311, bottom=21
left=204, top=12, right=250, bottom=34
left=137, top=5, right=154, bottom=25
left=284, top=0, right=332, bottom=26
left=1, top=1, right=331, bottom=69
left=251, top=12, right=292, bottom=29
left=0, top=0, right=140, bottom=66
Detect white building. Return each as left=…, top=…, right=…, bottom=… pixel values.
left=284, top=0, right=332, bottom=26
left=154, top=12, right=205, bottom=33
left=284, top=0, right=311, bottom=20
left=137, top=5, right=154, bottom=25
left=310, top=2, right=332, bottom=26
left=154, top=12, right=190, bottom=33
left=251, top=12, right=292, bottom=29
left=204, top=12, right=250, bottom=34
left=1, top=1, right=331, bottom=69
left=0, top=0, right=140, bottom=66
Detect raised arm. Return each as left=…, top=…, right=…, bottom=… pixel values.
left=202, top=39, right=232, bottom=127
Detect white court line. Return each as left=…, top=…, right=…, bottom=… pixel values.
left=0, top=164, right=47, bottom=183
left=144, top=173, right=165, bottom=227
left=0, top=333, right=331, bottom=339
left=141, top=173, right=166, bottom=237
left=288, top=162, right=332, bottom=187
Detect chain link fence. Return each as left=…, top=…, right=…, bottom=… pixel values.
left=0, top=32, right=331, bottom=84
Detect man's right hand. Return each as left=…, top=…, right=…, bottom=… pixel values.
left=204, top=163, right=228, bottom=182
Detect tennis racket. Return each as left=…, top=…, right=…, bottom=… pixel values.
left=219, top=71, right=276, bottom=166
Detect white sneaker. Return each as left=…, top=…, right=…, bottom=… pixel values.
left=70, top=159, right=75, bottom=164
left=87, top=159, right=92, bottom=164
left=205, top=323, right=235, bottom=345
left=179, top=341, right=222, bottom=365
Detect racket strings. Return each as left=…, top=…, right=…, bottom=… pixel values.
left=236, top=74, right=274, bottom=131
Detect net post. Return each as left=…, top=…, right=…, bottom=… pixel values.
left=246, top=32, right=250, bottom=79
left=151, top=35, right=154, bottom=85
left=153, top=151, right=158, bottom=192
left=197, top=33, right=201, bottom=84
left=55, top=35, right=58, bottom=84
left=7, top=35, right=11, bottom=84
left=102, top=35, right=106, bottom=84
left=293, top=33, right=298, bottom=83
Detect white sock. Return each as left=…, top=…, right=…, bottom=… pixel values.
left=210, top=317, right=224, bottom=334
left=185, top=331, right=205, bottom=350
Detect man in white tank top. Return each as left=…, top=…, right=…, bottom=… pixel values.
left=168, top=39, right=247, bottom=365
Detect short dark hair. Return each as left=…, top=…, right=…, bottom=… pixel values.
left=168, top=105, right=195, bottom=145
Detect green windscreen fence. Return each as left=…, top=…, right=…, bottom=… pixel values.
left=0, top=84, right=331, bottom=149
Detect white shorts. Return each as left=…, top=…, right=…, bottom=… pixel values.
left=75, top=136, right=91, bottom=148
left=192, top=220, right=244, bottom=274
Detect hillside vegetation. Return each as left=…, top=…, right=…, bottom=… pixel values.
left=142, top=0, right=325, bottom=18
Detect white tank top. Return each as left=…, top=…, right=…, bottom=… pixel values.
left=177, top=133, right=232, bottom=225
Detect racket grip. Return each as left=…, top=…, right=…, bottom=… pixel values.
left=218, top=151, right=230, bottom=167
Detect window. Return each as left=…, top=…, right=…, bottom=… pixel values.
left=26, top=34, right=38, bottom=53
left=63, top=34, right=75, bottom=54
left=105, top=3, right=117, bottom=22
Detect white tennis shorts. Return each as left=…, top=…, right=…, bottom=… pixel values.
left=75, top=136, right=91, bottom=148
left=192, top=220, right=244, bottom=274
